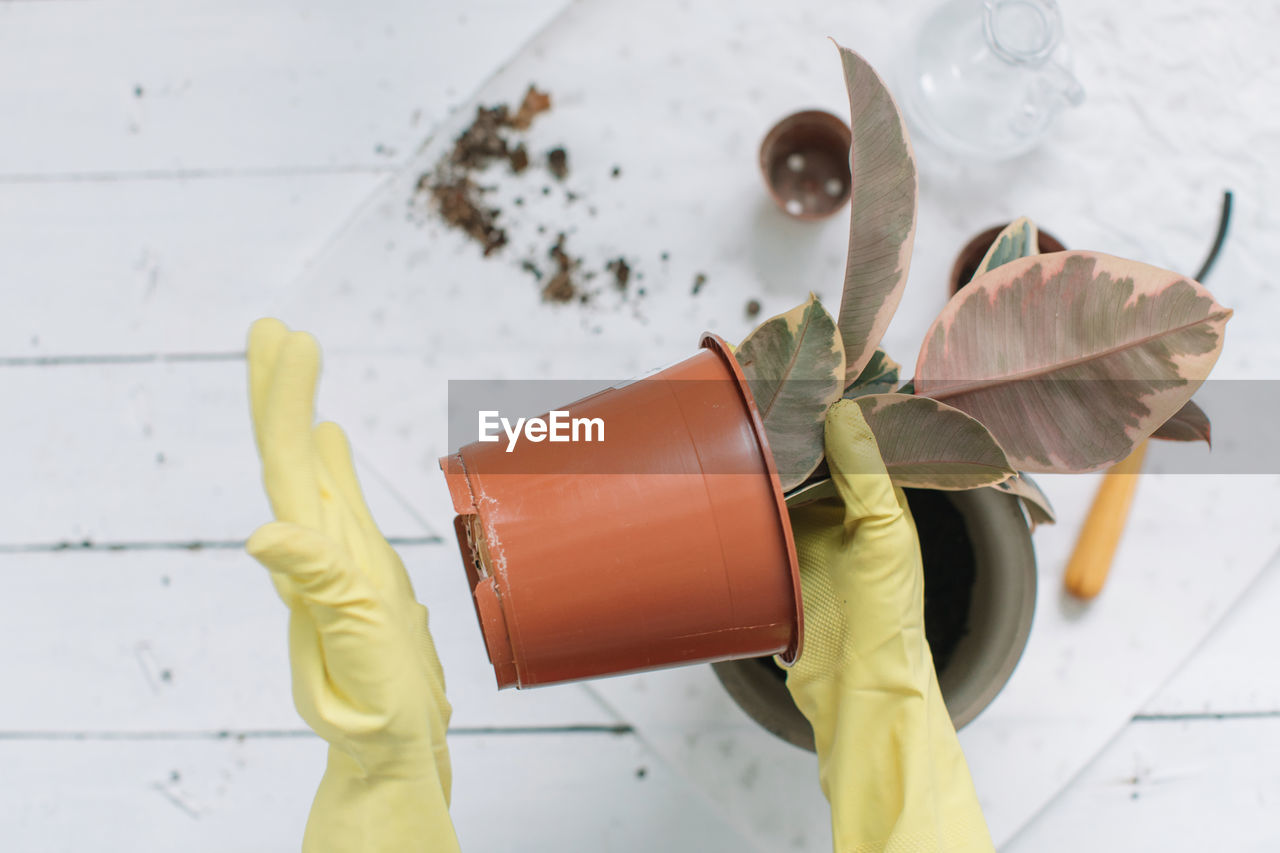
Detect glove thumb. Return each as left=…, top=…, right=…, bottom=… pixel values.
left=247, top=522, right=375, bottom=626
left=824, top=400, right=907, bottom=528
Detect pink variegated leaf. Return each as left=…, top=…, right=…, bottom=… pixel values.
left=850, top=393, right=1015, bottom=489
left=833, top=42, right=918, bottom=386
left=915, top=252, right=1232, bottom=473
left=1151, top=398, right=1211, bottom=445
left=990, top=472, right=1056, bottom=529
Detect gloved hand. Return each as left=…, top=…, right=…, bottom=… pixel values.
left=784, top=400, right=994, bottom=853
left=246, top=318, right=459, bottom=853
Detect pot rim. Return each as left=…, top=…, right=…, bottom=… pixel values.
left=941, top=486, right=1037, bottom=728
left=712, top=486, right=1038, bottom=749
left=699, top=332, right=804, bottom=664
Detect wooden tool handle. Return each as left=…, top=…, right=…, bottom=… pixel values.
left=1063, top=442, right=1149, bottom=600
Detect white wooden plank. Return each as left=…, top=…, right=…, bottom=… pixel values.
left=6, top=1, right=1275, bottom=375
left=0, top=0, right=569, bottom=175
left=0, top=175, right=384, bottom=357
left=261, top=0, right=1280, bottom=386
left=586, top=472, right=1280, bottom=851
left=0, top=732, right=753, bottom=853
left=0, top=357, right=438, bottom=544
left=0, top=545, right=616, bottom=731
left=1, top=1, right=1276, bottom=851
left=1005, top=716, right=1280, bottom=852
left=588, top=665, right=834, bottom=852
left=1142, top=547, right=1280, bottom=715
left=934, top=474, right=1279, bottom=844
left=261, top=1, right=1280, bottom=843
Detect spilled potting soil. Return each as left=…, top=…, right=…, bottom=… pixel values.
left=416, top=84, right=654, bottom=307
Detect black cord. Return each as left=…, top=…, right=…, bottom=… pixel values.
left=1193, top=190, right=1233, bottom=283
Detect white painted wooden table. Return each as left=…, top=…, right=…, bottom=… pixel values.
left=2, top=1, right=1278, bottom=850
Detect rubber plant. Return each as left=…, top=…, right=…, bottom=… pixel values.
left=736, top=44, right=1231, bottom=525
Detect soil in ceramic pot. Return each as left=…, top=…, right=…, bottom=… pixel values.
left=763, top=487, right=977, bottom=680
left=908, top=488, right=977, bottom=672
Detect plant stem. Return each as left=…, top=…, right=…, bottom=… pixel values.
left=1194, top=190, right=1233, bottom=283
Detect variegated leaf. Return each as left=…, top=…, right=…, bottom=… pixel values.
left=990, top=471, right=1057, bottom=529
left=915, top=252, right=1232, bottom=473
left=735, top=295, right=846, bottom=490
left=783, top=477, right=839, bottom=509
left=834, top=42, right=918, bottom=386
left=972, top=217, right=1039, bottom=282
left=844, top=348, right=901, bottom=399
left=849, top=393, right=1015, bottom=489
left=1151, top=398, right=1211, bottom=445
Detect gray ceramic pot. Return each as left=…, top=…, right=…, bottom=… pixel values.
left=712, top=486, right=1036, bottom=751
left=949, top=224, right=1066, bottom=295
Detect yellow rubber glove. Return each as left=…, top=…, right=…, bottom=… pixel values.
left=245, top=318, right=459, bottom=853
left=784, top=400, right=994, bottom=853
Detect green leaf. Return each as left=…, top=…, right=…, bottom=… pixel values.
left=972, top=217, right=1039, bottom=282
left=736, top=295, right=846, bottom=490
left=915, top=251, right=1233, bottom=472
left=844, top=348, right=900, bottom=399
left=990, top=472, right=1056, bottom=530
left=1151, top=398, right=1211, bottom=445
left=833, top=42, right=918, bottom=386
left=849, top=393, right=1015, bottom=489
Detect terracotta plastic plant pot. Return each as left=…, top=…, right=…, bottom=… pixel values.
left=949, top=223, right=1067, bottom=295
left=712, top=486, right=1036, bottom=750
left=439, top=334, right=803, bottom=689
left=759, top=110, right=853, bottom=220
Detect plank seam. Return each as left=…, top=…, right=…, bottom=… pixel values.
left=0, top=165, right=398, bottom=185
left=0, top=352, right=244, bottom=367
left=1131, top=710, right=1280, bottom=722
left=0, top=536, right=442, bottom=554
left=0, top=725, right=634, bottom=741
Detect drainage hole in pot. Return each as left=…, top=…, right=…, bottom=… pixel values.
left=760, top=488, right=977, bottom=681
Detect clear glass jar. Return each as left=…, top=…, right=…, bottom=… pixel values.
left=902, top=0, right=1085, bottom=160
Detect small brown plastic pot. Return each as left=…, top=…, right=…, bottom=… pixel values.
left=439, top=334, right=802, bottom=689
left=949, top=223, right=1067, bottom=295
left=713, top=486, right=1037, bottom=750
left=759, top=110, right=853, bottom=220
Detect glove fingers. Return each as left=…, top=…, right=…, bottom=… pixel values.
left=412, top=604, right=454, bottom=796
left=823, top=400, right=902, bottom=524
left=413, top=604, right=451, bottom=722
left=247, top=317, right=289, bottom=455
left=314, top=422, right=381, bottom=534
left=259, top=331, right=323, bottom=528
left=286, top=603, right=347, bottom=746
left=313, top=457, right=358, bottom=564
left=266, top=566, right=303, bottom=609
left=249, top=522, right=413, bottom=720
left=314, top=421, right=422, bottom=601
left=247, top=522, right=378, bottom=629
